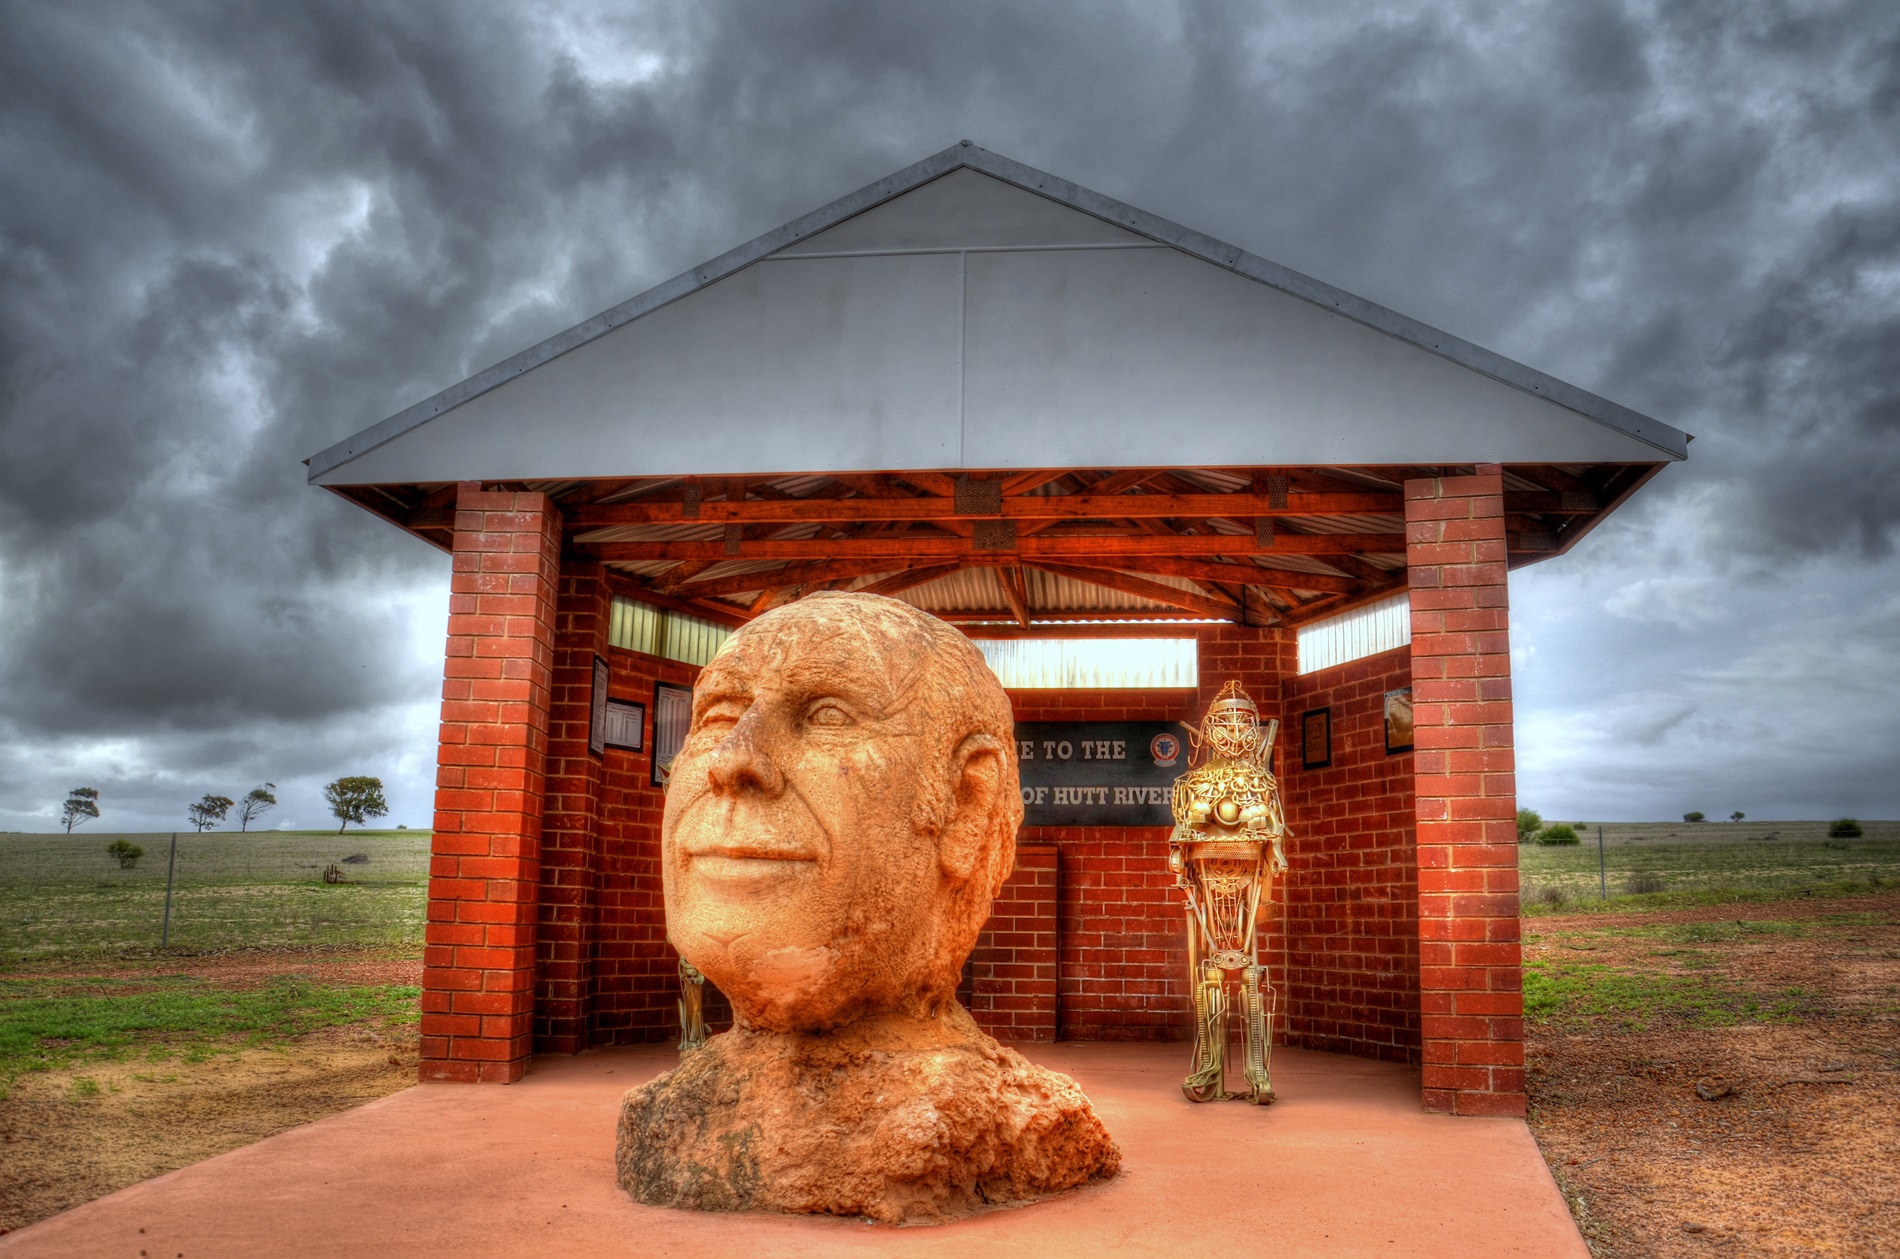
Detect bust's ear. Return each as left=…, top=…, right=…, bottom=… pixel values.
left=939, top=733, right=1006, bottom=882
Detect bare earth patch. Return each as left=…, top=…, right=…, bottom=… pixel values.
left=1527, top=892, right=1900, bottom=1257
left=0, top=950, right=420, bottom=1234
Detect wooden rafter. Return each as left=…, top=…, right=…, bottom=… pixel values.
left=1027, top=563, right=1241, bottom=620
left=574, top=532, right=1404, bottom=563
left=855, top=564, right=962, bottom=598
left=566, top=490, right=1403, bottom=529
left=659, top=558, right=909, bottom=600
left=999, top=566, right=1031, bottom=628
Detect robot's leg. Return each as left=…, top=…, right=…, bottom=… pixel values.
left=1242, top=965, right=1275, bottom=1105
left=1182, top=962, right=1228, bottom=1102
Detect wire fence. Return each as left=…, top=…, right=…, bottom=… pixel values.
left=0, top=830, right=430, bottom=960
left=1520, top=819, right=1900, bottom=910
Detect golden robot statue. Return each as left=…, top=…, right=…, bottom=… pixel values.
left=1168, top=681, right=1289, bottom=1104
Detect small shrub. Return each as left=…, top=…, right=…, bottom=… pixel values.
left=1531, top=885, right=1570, bottom=909
left=1535, top=824, right=1581, bottom=845
left=341, top=853, right=371, bottom=865
left=106, top=839, right=144, bottom=870
left=1625, top=871, right=1667, bottom=895
left=1516, top=808, right=1544, bottom=843
left=1828, top=818, right=1863, bottom=839
left=1683, top=811, right=1706, bottom=823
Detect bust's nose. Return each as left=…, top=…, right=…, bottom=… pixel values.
left=705, top=705, right=784, bottom=797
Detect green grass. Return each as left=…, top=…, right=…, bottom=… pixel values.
left=1520, top=819, right=1900, bottom=915
left=0, top=974, right=420, bottom=1093
left=0, top=831, right=430, bottom=961
left=1523, top=960, right=1819, bottom=1029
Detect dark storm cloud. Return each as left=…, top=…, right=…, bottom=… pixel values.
left=2, top=0, right=1896, bottom=828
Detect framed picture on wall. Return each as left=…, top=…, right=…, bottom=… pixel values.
left=1301, top=707, right=1331, bottom=770
left=588, top=655, right=611, bottom=758
left=603, top=700, right=645, bottom=752
left=653, top=682, right=693, bottom=786
left=1384, top=687, right=1415, bottom=754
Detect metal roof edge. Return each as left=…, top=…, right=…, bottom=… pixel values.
left=308, top=141, right=1688, bottom=481
left=954, top=146, right=1689, bottom=462
left=307, top=142, right=979, bottom=480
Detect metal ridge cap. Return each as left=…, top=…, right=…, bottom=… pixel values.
left=955, top=146, right=1690, bottom=462
left=306, top=142, right=979, bottom=481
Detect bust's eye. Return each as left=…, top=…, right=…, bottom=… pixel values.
left=806, top=701, right=853, bottom=729
left=693, top=700, right=745, bottom=734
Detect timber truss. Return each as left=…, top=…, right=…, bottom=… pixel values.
left=335, top=463, right=1658, bottom=632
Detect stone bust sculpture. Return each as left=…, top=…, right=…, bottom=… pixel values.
left=616, top=592, right=1119, bottom=1223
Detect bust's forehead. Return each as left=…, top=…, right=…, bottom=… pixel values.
left=702, top=603, right=937, bottom=711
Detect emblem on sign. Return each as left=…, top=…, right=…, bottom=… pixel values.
left=1150, top=733, right=1181, bottom=767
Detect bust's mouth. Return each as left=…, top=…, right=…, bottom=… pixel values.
left=685, top=840, right=818, bottom=884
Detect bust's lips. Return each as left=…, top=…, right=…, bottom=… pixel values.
left=684, top=839, right=818, bottom=885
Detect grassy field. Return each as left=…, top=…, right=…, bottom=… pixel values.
left=1519, top=818, right=1900, bottom=914
left=0, top=830, right=430, bottom=961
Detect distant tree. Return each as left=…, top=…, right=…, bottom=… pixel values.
left=1535, top=823, right=1581, bottom=846
left=1828, top=818, right=1863, bottom=839
left=1515, top=808, right=1543, bottom=844
left=62, top=787, right=101, bottom=833
left=186, top=794, right=235, bottom=832
left=1683, top=811, right=1706, bottom=823
left=106, top=839, right=144, bottom=869
left=323, top=776, right=389, bottom=834
left=1730, top=811, right=1745, bottom=823
left=236, top=783, right=277, bottom=832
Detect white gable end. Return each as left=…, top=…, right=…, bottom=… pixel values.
left=311, top=148, right=1684, bottom=485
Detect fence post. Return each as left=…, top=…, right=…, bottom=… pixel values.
left=1598, top=825, right=1607, bottom=901
left=161, top=832, right=178, bottom=948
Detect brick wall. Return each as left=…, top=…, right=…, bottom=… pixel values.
left=422, top=487, right=561, bottom=1083
left=966, top=845, right=1058, bottom=1041
left=1281, top=647, right=1420, bottom=1063
left=1407, top=468, right=1526, bottom=1117
left=585, top=645, right=712, bottom=1045
left=535, top=560, right=610, bottom=1053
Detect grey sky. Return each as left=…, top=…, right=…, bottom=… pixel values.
left=2, top=1, right=1895, bottom=831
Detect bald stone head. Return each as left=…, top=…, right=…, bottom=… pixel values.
left=660, top=592, right=1022, bottom=1033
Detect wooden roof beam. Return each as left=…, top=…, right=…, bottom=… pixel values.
left=567, top=490, right=1403, bottom=529
left=1028, top=563, right=1241, bottom=621
left=575, top=532, right=1404, bottom=563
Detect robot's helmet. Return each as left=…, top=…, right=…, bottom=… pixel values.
left=1201, top=682, right=1260, bottom=758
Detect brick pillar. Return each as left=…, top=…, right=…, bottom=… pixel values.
left=535, top=560, right=611, bottom=1054
left=421, top=485, right=561, bottom=1083
left=967, top=844, right=1059, bottom=1042
left=1405, top=467, right=1525, bottom=1117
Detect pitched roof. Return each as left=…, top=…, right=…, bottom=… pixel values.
left=308, top=141, right=1687, bottom=486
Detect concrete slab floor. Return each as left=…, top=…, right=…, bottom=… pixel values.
left=0, top=1043, right=1585, bottom=1258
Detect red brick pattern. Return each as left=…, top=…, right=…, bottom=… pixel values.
left=587, top=645, right=708, bottom=1044
left=1406, top=468, right=1526, bottom=1116
left=966, top=845, right=1059, bottom=1041
left=422, top=487, right=562, bottom=1083
left=1281, top=647, right=1419, bottom=1063
left=534, top=561, right=611, bottom=1053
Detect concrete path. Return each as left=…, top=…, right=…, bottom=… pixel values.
left=1, top=1043, right=1585, bottom=1258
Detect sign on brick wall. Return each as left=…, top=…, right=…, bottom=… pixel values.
left=1013, top=721, right=1181, bottom=826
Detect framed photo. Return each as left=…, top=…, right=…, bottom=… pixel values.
left=1384, top=687, right=1415, bottom=755
left=588, top=655, right=611, bottom=757
left=604, top=700, right=645, bottom=752
left=653, top=682, right=694, bottom=786
left=1301, top=707, right=1331, bottom=770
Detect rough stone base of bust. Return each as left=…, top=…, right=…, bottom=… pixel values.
left=615, top=1005, right=1121, bottom=1224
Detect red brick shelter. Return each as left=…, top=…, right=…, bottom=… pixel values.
left=309, top=144, right=1685, bottom=1116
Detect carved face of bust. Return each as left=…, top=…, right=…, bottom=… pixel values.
left=660, top=592, right=1020, bottom=1033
